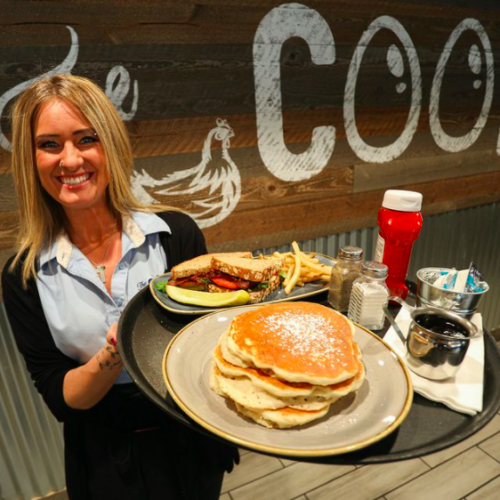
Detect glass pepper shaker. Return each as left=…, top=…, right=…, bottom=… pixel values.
left=348, top=261, right=390, bottom=330
left=328, top=246, right=363, bottom=313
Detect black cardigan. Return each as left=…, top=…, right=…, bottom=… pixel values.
left=2, top=212, right=237, bottom=500
left=2, top=211, right=207, bottom=423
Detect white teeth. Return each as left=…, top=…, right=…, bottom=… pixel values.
left=60, top=174, right=90, bottom=185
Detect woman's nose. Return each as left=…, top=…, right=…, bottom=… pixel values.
left=60, top=142, right=84, bottom=170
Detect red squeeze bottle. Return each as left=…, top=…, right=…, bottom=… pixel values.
left=374, top=190, right=423, bottom=300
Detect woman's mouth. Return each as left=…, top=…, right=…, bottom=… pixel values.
left=58, top=172, right=93, bottom=189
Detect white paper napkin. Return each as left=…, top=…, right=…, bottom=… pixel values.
left=384, top=308, right=484, bottom=416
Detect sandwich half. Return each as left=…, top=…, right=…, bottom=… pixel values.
left=210, top=255, right=284, bottom=303
left=168, top=253, right=284, bottom=303
left=170, top=252, right=252, bottom=281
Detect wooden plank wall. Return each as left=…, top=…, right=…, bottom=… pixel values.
left=0, top=0, right=499, bottom=258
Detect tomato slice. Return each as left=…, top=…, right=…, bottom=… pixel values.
left=211, top=276, right=242, bottom=290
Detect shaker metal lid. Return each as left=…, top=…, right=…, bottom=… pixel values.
left=361, top=261, right=388, bottom=278
left=338, top=246, right=363, bottom=261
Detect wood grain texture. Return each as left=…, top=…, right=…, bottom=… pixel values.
left=421, top=414, right=500, bottom=469
left=1, top=0, right=499, bottom=252
left=385, top=447, right=500, bottom=500
left=354, top=127, right=500, bottom=193
left=2, top=1, right=500, bottom=46
left=221, top=452, right=283, bottom=493
left=204, top=170, right=500, bottom=252
left=229, top=461, right=354, bottom=500
left=467, top=475, right=500, bottom=500
left=126, top=109, right=498, bottom=159
left=307, top=458, right=429, bottom=500
left=478, top=425, right=500, bottom=462
left=0, top=151, right=498, bottom=252
left=1, top=42, right=492, bottom=125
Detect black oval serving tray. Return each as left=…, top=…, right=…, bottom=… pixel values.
left=117, top=286, right=500, bottom=464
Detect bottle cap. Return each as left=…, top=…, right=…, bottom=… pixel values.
left=338, top=246, right=363, bottom=261
left=362, top=261, right=388, bottom=278
left=382, top=190, right=423, bottom=212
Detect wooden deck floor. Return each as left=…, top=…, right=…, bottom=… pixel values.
left=220, top=410, right=500, bottom=500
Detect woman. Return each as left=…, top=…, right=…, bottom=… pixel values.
left=2, top=74, right=238, bottom=499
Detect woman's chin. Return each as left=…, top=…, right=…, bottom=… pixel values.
left=47, top=183, right=108, bottom=213
left=57, top=193, right=108, bottom=213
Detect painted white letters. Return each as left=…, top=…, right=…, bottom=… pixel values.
left=344, top=16, right=422, bottom=163
left=254, top=3, right=335, bottom=181
left=429, top=19, right=494, bottom=153
left=105, top=65, right=139, bottom=121
left=0, top=27, right=78, bottom=151
left=0, top=27, right=139, bottom=153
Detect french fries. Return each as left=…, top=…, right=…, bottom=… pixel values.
left=261, top=242, right=333, bottom=295
left=285, top=253, right=302, bottom=295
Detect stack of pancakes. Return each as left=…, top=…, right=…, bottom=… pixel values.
left=210, top=302, right=365, bottom=428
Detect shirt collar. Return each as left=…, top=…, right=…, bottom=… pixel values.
left=122, top=211, right=171, bottom=247
left=38, top=212, right=171, bottom=270
left=39, top=234, right=71, bottom=269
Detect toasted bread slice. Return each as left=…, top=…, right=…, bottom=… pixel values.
left=211, top=256, right=283, bottom=283
left=247, top=274, right=281, bottom=303
left=171, top=252, right=252, bottom=279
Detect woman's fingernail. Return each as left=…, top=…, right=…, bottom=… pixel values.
left=110, top=337, right=117, bottom=346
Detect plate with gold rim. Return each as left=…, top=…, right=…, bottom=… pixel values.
left=150, top=253, right=335, bottom=315
left=162, top=304, right=413, bottom=457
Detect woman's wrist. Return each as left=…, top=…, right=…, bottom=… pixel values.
left=96, top=342, right=122, bottom=371
left=64, top=338, right=123, bottom=410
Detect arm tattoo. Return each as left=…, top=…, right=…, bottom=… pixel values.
left=96, top=346, right=123, bottom=371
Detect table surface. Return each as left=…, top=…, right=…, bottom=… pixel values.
left=117, top=286, right=500, bottom=464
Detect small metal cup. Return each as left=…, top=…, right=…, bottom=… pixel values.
left=405, top=307, right=480, bottom=381
left=416, top=268, right=489, bottom=318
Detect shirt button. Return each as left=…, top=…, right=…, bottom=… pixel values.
left=116, top=298, right=123, bottom=307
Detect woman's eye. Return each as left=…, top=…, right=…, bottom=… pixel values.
left=37, top=140, right=59, bottom=149
left=80, top=134, right=99, bottom=145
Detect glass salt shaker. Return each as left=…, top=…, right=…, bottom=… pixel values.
left=348, top=261, right=390, bottom=330
left=328, top=246, right=363, bottom=313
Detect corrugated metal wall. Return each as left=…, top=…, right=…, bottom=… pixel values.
left=0, top=307, right=65, bottom=500
left=0, top=202, right=498, bottom=499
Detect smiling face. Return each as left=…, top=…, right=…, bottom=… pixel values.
left=34, top=98, right=109, bottom=215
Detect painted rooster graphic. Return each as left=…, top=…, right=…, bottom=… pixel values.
left=131, top=119, right=241, bottom=228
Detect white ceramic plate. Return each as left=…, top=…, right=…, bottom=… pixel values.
left=162, top=304, right=413, bottom=457
left=150, top=254, right=335, bottom=315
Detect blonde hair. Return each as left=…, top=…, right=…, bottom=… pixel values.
left=10, top=73, right=175, bottom=286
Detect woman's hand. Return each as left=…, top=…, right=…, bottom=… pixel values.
left=106, top=323, right=118, bottom=347
left=63, top=323, right=123, bottom=410
left=96, top=323, right=122, bottom=372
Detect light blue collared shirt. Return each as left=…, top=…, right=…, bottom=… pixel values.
left=36, top=212, right=170, bottom=384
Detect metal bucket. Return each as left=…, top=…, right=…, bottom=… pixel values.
left=416, top=268, right=489, bottom=318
